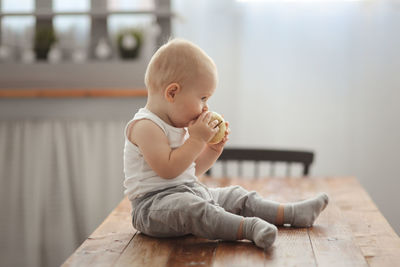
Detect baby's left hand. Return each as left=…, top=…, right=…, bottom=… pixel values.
left=207, top=121, right=230, bottom=153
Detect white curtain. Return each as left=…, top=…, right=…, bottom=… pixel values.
left=0, top=119, right=127, bottom=267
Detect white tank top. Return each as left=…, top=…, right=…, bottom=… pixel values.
left=123, top=107, right=198, bottom=200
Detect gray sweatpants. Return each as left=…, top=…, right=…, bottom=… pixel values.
left=130, top=181, right=280, bottom=241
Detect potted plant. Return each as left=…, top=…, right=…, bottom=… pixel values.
left=34, top=25, right=56, bottom=60
left=116, top=29, right=143, bottom=60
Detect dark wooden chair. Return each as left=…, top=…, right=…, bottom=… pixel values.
left=206, top=148, right=314, bottom=177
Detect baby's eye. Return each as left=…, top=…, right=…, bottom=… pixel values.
left=201, top=97, right=208, bottom=102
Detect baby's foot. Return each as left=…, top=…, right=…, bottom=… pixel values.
left=285, top=193, right=329, bottom=227
left=243, top=217, right=277, bottom=249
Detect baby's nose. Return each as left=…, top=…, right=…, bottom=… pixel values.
left=203, top=105, right=209, bottom=112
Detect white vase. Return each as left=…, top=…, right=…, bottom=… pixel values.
left=0, top=45, right=13, bottom=62
left=48, top=44, right=62, bottom=63
left=72, top=48, right=87, bottom=63
left=95, top=38, right=111, bottom=60
left=21, top=48, right=35, bottom=64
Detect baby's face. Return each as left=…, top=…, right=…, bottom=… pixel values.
left=170, top=77, right=216, bottom=128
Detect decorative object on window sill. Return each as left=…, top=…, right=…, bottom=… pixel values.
left=48, top=44, right=63, bottom=63
left=72, top=48, right=87, bottom=63
left=95, top=37, right=112, bottom=60
left=0, top=45, right=13, bottom=62
left=34, top=25, right=57, bottom=60
left=142, top=22, right=161, bottom=61
left=20, top=26, right=35, bottom=63
left=117, top=29, right=143, bottom=60
left=21, top=48, right=35, bottom=64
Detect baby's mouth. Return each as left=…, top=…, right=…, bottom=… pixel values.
left=193, top=114, right=201, bottom=121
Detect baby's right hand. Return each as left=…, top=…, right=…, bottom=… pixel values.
left=188, top=111, right=220, bottom=143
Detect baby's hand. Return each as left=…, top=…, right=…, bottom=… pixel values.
left=188, top=111, right=220, bottom=143
left=208, top=121, right=230, bottom=153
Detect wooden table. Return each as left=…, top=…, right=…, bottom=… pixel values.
left=62, top=177, right=400, bottom=266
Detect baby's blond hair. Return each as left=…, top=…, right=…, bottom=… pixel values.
left=144, top=38, right=218, bottom=93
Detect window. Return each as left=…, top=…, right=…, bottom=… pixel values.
left=53, top=0, right=90, bottom=12
left=108, top=14, right=153, bottom=42
left=53, top=15, right=91, bottom=48
left=108, top=0, right=155, bottom=11
left=0, top=0, right=167, bottom=62
left=1, top=0, right=34, bottom=13
left=1, top=16, right=35, bottom=47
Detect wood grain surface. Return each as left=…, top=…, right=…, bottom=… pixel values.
left=62, top=177, right=400, bottom=266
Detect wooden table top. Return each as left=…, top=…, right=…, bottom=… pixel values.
left=62, top=177, right=400, bottom=266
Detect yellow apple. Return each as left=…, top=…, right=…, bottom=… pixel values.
left=208, top=112, right=226, bottom=144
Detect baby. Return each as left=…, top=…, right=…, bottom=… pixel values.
left=123, top=38, right=329, bottom=249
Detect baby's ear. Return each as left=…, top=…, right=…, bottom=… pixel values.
left=165, top=83, right=181, bottom=102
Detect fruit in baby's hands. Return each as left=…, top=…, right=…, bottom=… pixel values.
left=209, top=112, right=226, bottom=144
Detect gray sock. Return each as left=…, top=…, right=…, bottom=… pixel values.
left=243, top=217, right=277, bottom=249
left=284, top=193, right=329, bottom=227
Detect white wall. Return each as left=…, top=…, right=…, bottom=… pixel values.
left=172, top=0, right=400, bottom=234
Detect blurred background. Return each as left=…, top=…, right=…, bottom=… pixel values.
left=1, top=0, right=399, bottom=266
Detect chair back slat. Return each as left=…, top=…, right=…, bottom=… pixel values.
left=222, top=162, right=228, bottom=176
left=270, top=162, right=276, bottom=177
left=255, top=161, right=260, bottom=178
left=207, top=148, right=314, bottom=178
left=286, top=162, right=292, bottom=177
